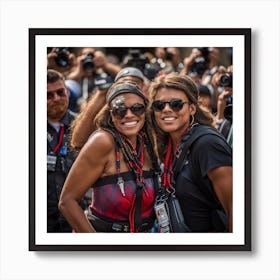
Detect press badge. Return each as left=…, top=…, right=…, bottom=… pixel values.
left=47, top=155, right=57, bottom=171
left=59, top=146, right=67, bottom=156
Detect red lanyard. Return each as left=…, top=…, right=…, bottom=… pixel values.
left=52, top=125, right=65, bottom=154
left=162, top=127, right=190, bottom=189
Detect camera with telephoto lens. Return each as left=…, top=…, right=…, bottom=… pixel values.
left=220, top=72, right=233, bottom=88
left=55, top=47, right=70, bottom=67
left=82, top=53, right=95, bottom=72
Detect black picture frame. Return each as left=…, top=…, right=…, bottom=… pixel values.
left=29, top=28, right=251, bottom=251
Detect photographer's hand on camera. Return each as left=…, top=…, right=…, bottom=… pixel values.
left=181, top=48, right=202, bottom=75
left=67, top=49, right=121, bottom=83
left=216, top=86, right=232, bottom=125
left=67, top=54, right=94, bottom=82
left=211, top=66, right=227, bottom=88
left=93, top=50, right=121, bottom=76
left=47, top=48, right=76, bottom=74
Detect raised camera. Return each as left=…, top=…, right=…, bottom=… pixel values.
left=82, top=53, right=95, bottom=72
left=55, top=47, right=69, bottom=67
left=144, top=58, right=166, bottom=80
left=220, top=73, right=233, bottom=87
left=164, top=48, right=174, bottom=61
left=189, top=47, right=210, bottom=77
left=93, top=72, right=113, bottom=90
left=189, top=57, right=208, bottom=77
left=123, top=49, right=150, bottom=72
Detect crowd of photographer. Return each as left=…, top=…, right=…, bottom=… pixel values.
left=47, top=46, right=232, bottom=130
left=46, top=46, right=233, bottom=232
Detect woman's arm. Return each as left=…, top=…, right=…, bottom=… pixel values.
left=70, top=88, right=107, bottom=149
left=208, top=166, right=233, bottom=232
left=59, top=131, right=113, bottom=232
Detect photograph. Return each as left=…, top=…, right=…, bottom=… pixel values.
left=29, top=28, right=251, bottom=251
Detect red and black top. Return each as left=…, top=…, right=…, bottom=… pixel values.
left=88, top=127, right=159, bottom=232
left=89, top=170, right=156, bottom=231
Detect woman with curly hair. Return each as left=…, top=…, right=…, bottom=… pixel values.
left=59, top=81, right=159, bottom=233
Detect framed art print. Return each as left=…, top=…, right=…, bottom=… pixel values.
left=29, top=28, right=251, bottom=251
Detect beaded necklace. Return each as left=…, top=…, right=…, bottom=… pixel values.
left=104, top=127, right=148, bottom=232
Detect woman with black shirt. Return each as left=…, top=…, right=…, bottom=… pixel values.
left=149, top=73, right=232, bottom=232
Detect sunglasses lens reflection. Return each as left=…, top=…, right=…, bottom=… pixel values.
left=152, top=99, right=187, bottom=112
left=112, top=104, right=146, bottom=118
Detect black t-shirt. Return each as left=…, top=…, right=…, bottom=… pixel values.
left=175, top=132, right=232, bottom=232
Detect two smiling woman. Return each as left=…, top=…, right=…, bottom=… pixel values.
left=59, top=72, right=232, bottom=233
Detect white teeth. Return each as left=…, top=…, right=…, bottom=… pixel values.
left=163, top=117, right=175, bottom=121
left=123, top=121, right=138, bottom=126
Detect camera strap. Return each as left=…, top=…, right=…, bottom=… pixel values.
left=173, top=124, right=228, bottom=209
left=173, top=124, right=226, bottom=178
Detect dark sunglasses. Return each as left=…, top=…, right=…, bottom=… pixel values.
left=111, top=103, right=146, bottom=119
left=47, top=88, right=67, bottom=100
left=152, top=99, right=191, bottom=112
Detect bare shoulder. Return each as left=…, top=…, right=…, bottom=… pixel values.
left=69, top=129, right=116, bottom=181
left=84, top=129, right=115, bottom=152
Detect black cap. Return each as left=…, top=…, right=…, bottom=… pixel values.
left=106, top=81, right=148, bottom=105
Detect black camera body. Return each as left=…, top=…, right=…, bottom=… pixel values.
left=189, top=47, right=210, bottom=77
left=144, top=58, right=167, bottom=80
left=123, top=49, right=150, bottom=72
left=190, top=57, right=208, bottom=77
left=224, top=104, right=232, bottom=122
left=55, top=47, right=69, bottom=67
left=82, top=53, right=95, bottom=72
left=93, top=72, right=113, bottom=90
left=220, top=73, right=233, bottom=87
left=164, top=48, right=174, bottom=61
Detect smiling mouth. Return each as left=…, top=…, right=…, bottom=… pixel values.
left=122, top=120, right=139, bottom=127
left=162, top=116, right=176, bottom=121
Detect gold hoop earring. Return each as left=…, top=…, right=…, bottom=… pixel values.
left=189, top=114, right=195, bottom=126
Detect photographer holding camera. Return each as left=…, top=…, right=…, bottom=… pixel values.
left=213, top=65, right=233, bottom=146
left=153, top=47, right=184, bottom=76
left=181, top=47, right=220, bottom=84
left=66, top=47, right=121, bottom=107
left=181, top=47, right=208, bottom=81
left=47, top=47, right=76, bottom=74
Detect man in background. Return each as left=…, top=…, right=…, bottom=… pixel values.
left=47, top=69, right=86, bottom=232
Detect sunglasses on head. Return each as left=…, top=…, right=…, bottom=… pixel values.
left=47, top=88, right=67, bottom=100
left=111, top=103, right=146, bottom=119
left=152, top=99, right=191, bottom=112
